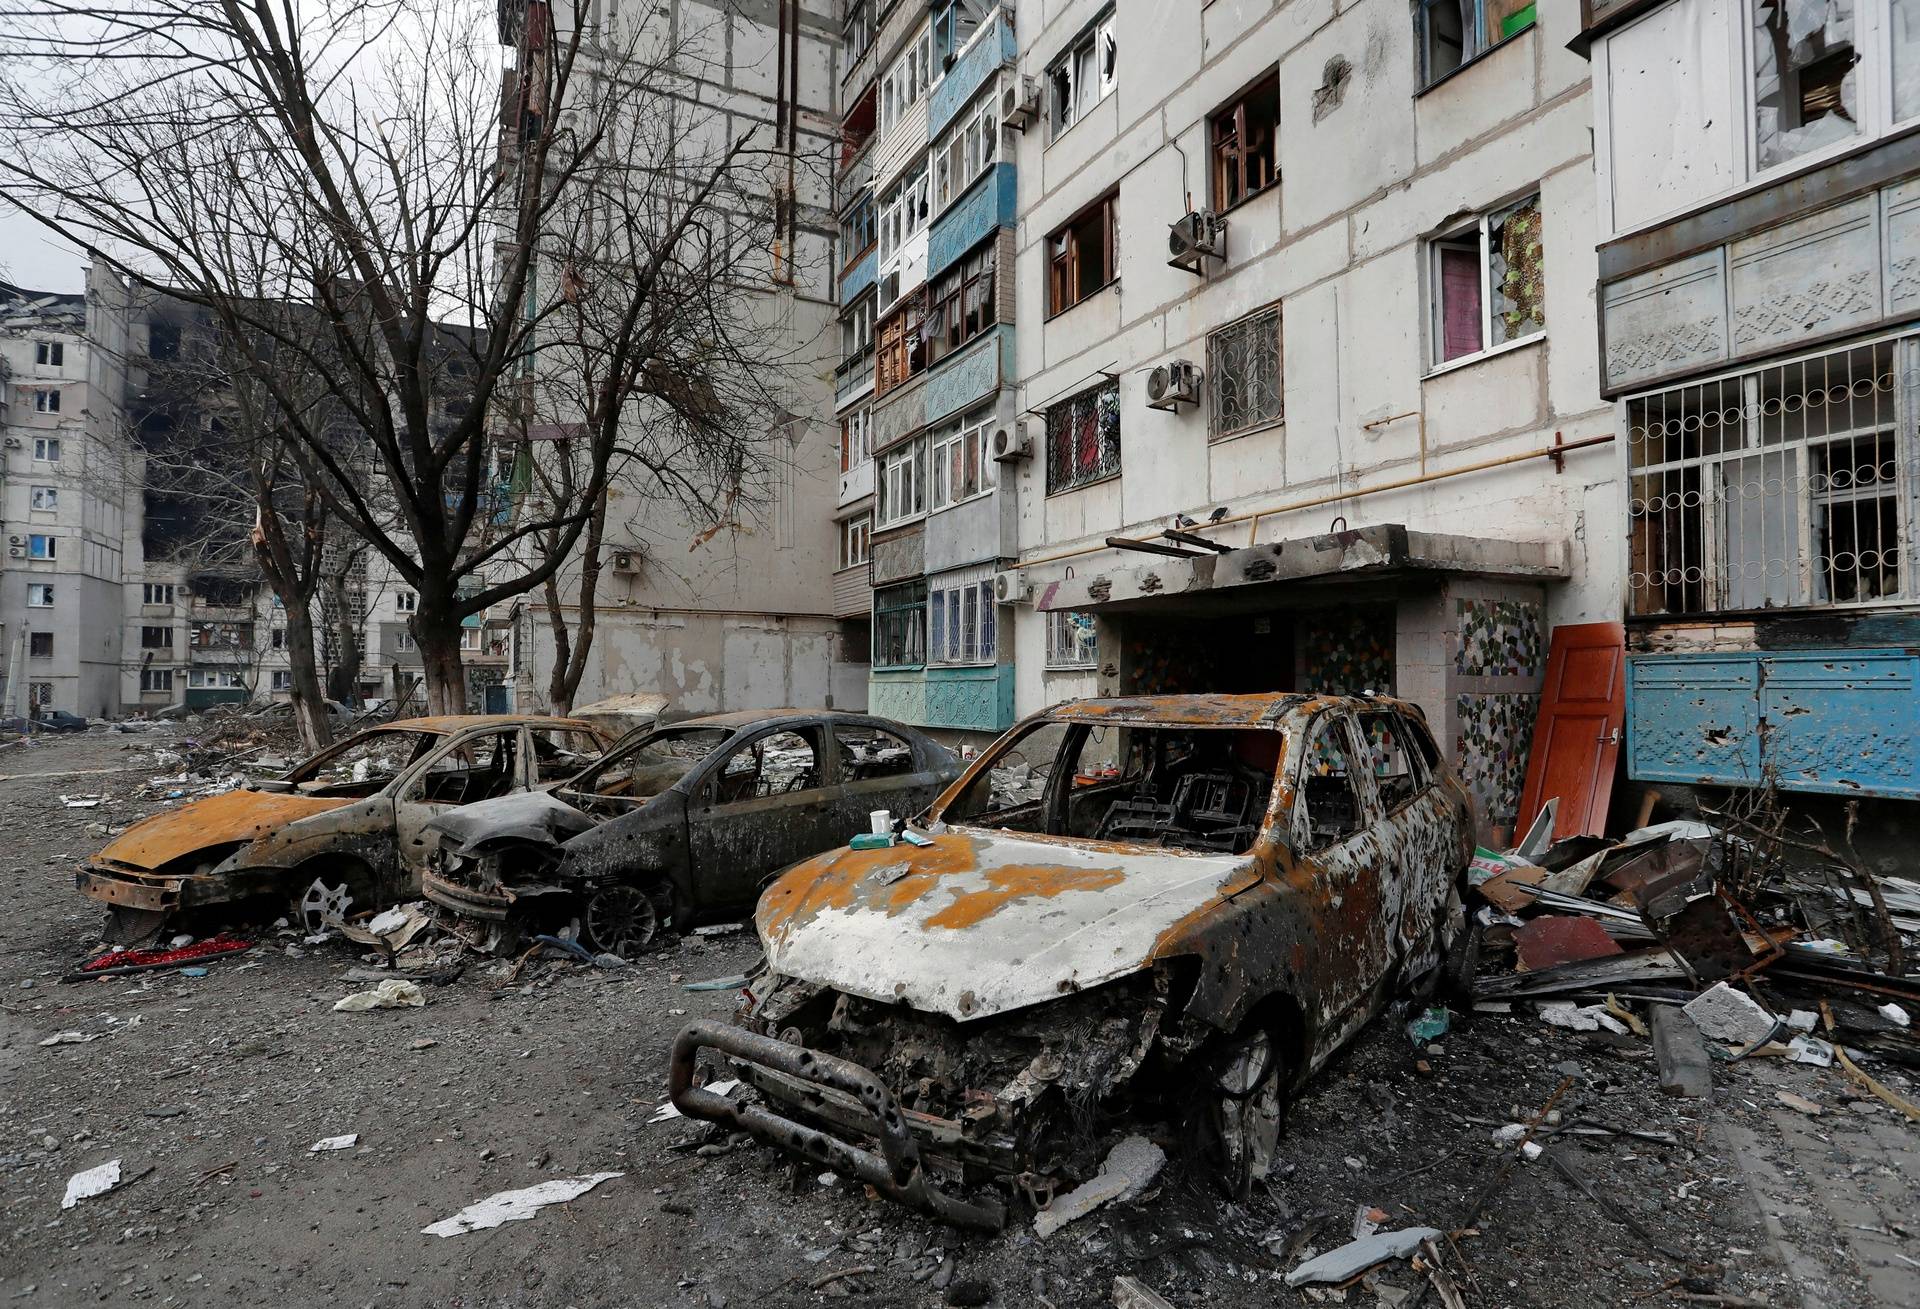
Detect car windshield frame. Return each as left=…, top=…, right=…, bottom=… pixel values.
left=928, top=711, right=1294, bottom=855
left=557, top=723, right=742, bottom=805
left=280, top=726, right=449, bottom=789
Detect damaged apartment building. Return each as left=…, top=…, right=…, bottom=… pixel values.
left=502, top=0, right=858, bottom=716
left=833, top=0, right=1615, bottom=830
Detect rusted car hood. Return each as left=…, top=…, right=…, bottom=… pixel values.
left=95, top=789, right=353, bottom=871
left=757, top=829, right=1257, bottom=1023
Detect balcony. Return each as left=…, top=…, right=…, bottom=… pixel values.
left=927, top=8, right=1015, bottom=139
left=840, top=245, right=877, bottom=309
left=834, top=348, right=875, bottom=410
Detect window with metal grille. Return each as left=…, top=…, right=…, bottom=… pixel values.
left=1208, top=305, right=1284, bottom=440
left=1045, top=611, right=1098, bottom=668
left=929, top=572, right=996, bottom=666
left=1045, top=378, right=1121, bottom=494
left=1625, top=334, right=1917, bottom=616
left=873, top=580, right=927, bottom=669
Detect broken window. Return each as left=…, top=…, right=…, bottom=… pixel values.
left=528, top=728, right=603, bottom=783
left=875, top=437, right=926, bottom=527
left=407, top=730, right=520, bottom=805
left=33, top=437, right=59, bottom=461
left=840, top=514, right=871, bottom=570
left=1048, top=7, right=1116, bottom=136
left=140, top=668, right=172, bottom=693
left=1047, top=191, right=1118, bottom=316
left=836, top=724, right=916, bottom=782
left=286, top=728, right=440, bottom=794
left=1045, top=378, right=1121, bottom=494
left=932, top=88, right=998, bottom=213
left=1298, top=715, right=1363, bottom=848
left=27, top=534, right=56, bottom=561
left=928, top=410, right=994, bottom=510
left=873, top=580, right=927, bottom=668
left=841, top=404, right=873, bottom=474
left=1208, top=304, right=1284, bottom=440
left=28, top=632, right=53, bottom=659
left=875, top=289, right=929, bottom=397
left=927, top=243, right=995, bottom=366
left=1627, top=335, right=1914, bottom=615
left=1417, top=0, right=1537, bottom=87
left=35, top=340, right=63, bottom=366
left=1210, top=72, right=1279, bottom=210
left=27, top=583, right=53, bottom=607
left=942, top=719, right=1071, bottom=830
left=1753, top=0, right=1860, bottom=170
left=142, top=583, right=173, bottom=606
left=567, top=726, right=731, bottom=811
left=708, top=729, right=823, bottom=804
left=140, top=625, right=172, bottom=650
left=1358, top=711, right=1426, bottom=812
left=33, top=388, right=60, bottom=413
left=1429, top=193, right=1543, bottom=367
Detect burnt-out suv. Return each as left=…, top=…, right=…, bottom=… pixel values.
left=670, top=693, right=1473, bottom=1228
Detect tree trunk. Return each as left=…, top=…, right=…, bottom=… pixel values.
left=542, top=489, right=607, bottom=717
left=278, top=599, right=333, bottom=752
left=324, top=565, right=363, bottom=706
left=414, top=611, right=468, bottom=715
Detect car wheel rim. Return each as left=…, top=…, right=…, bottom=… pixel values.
left=1209, top=1031, right=1283, bottom=1200
left=586, top=886, right=657, bottom=957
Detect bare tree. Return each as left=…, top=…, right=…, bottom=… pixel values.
left=0, top=0, right=824, bottom=714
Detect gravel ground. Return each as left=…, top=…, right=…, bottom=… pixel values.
left=2, top=729, right=1915, bottom=1307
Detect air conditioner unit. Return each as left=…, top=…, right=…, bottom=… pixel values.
left=990, top=425, right=1032, bottom=463
left=7, top=547, right=22, bottom=559
left=610, top=546, right=646, bottom=574
left=993, top=569, right=1032, bottom=604
left=7, top=536, right=20, bottom=546
left=1001, top=75, right=1039, bottom=131
left=1145, top=360, right=1202, bottom=411
left=1168, top=210, right=1227, bottom=273
left=2, top=437, right=19, bottom=449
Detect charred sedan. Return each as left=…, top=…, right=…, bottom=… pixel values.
left=421, top=710, right=963, bottom=955
left=671, top=693, right=1473, bottom=1228
left=77, top=716, right=611, bottom=943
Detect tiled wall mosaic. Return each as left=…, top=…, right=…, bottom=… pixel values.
left=1455, top=598, right=1544, bottom=678
left=1455, top=691, right=1540, bottom=827
left=1299, top=607, right=1396, bottom=695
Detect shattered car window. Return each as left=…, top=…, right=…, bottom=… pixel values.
left=284, top=728, right=440, bottom=796
left=1069, top=726, right=1280, bottom=854
left=708, top=729, right=824, bottom=804
left=562, top=726, right=731, bottom=813
left=406, top=731, right=519, bottom=806
left=940, top=720, right=1070, bottom=832
left=1358, top=712, right=1423, bottom=812
left=528, top=728, right=603, bottom=783
left=836, top=724, right=916, bottom=782
left=1299, top=715, right=1363, bottom=848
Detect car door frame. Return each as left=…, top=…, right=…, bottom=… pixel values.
left=828, top=716, right=947, bottom=836
left=681, top=721, right=847, bottom=915
left=1353, top=706, right=1459, bottom=974
left=391, top=724, right=528, bottom=885
left=1288, top=705, right=1397, bottom=1050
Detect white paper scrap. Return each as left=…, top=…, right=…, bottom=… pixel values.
left=421, top=1172, right=623, bottom=1237
left=61, top=1160, right=122, bottom=1209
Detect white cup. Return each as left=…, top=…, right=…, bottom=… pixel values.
left=869, top=809, right=893, bottom=835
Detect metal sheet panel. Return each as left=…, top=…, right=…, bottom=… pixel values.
left=1759, top=649, right=1920, bottom=797
left=1626, top=653, right=1761, bottom=785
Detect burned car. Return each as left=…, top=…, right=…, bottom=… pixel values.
left=421, top=709, right=964, bottom=955
left=671, top=693, right=1473, bottom=1228
left=78, top=715, right=612, bottom=943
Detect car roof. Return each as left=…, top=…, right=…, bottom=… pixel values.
left=383, top=714, right=602, bottom=734
left=1044, top=692, right=1406, bottom=729
left=666, top=708, right=857, bottom=731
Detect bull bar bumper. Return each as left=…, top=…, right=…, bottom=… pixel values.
left=668, top=1019, right=1007, bottom=1231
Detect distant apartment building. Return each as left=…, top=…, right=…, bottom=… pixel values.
left=502, top=0, right=851, bottom=716
left=0, top=266, right=139, bottom=719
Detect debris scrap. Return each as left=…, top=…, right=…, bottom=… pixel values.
left=422, top=1172, right=623, bottom=1237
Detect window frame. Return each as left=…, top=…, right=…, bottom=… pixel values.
left=840, top=194, right=876, bottom=270
left=142, top=583, right=174, bottom=606
left=1045, top=377, right=1123, bottom=495
left=933, top=90, right=1001, bottom=214
left=928, top=574, right=998, bottom=667
left=33, top=388, right=60, bottom=414
left=927, top=242, right=997, bottom=365
left=1044, top=610, right=1099, bottom=669
left=29, top=485, right=58, bottom=511
left=841, top=404, right=874, bottom=473
left=840, top=514, right=872, bottom=570
left=26, top=583, right=54, bottom=608
left=1046, top=190, right=1120, bottom=318
left=873, top=579, right=928, bottom=670
left=32, top=437, right=60, bottom=462
left=878, top=26, right=935, bottom=139
left=1207, top=303, right=1286, bottom=441
left=28, top=631, right=54, bottom=659
left=26, top=534, right=56, bottom=561
left=1209, top=70, right=1281, bottom=212
left=271, top=670, right=294, bottom=692
left=35, top=340, right=64, bottom=367
left=928, top=410, right=997, bottom=511
left=140, top=668, right=174, bottom=694
left=1425, top=191, right=1545, bottom=373
left=395, top=589, right=417, bottom=614
left=1047, top=6, right=1117, bottom=140
left=1416, top=0, right=1540, bottom=92
left=875, top=289, right=930, bottom=396
left=875, top=436, right=928, bottom=528
left=140, top=625, right=173, bottom=650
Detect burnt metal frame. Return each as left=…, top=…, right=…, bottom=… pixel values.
left=669, top=1019, right=1009, bottom=1230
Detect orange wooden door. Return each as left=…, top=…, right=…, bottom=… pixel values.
left=1519, top=622, right=1626, bottom=839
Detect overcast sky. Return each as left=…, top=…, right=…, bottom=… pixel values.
left=0, top=200, right=85, bottom=292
